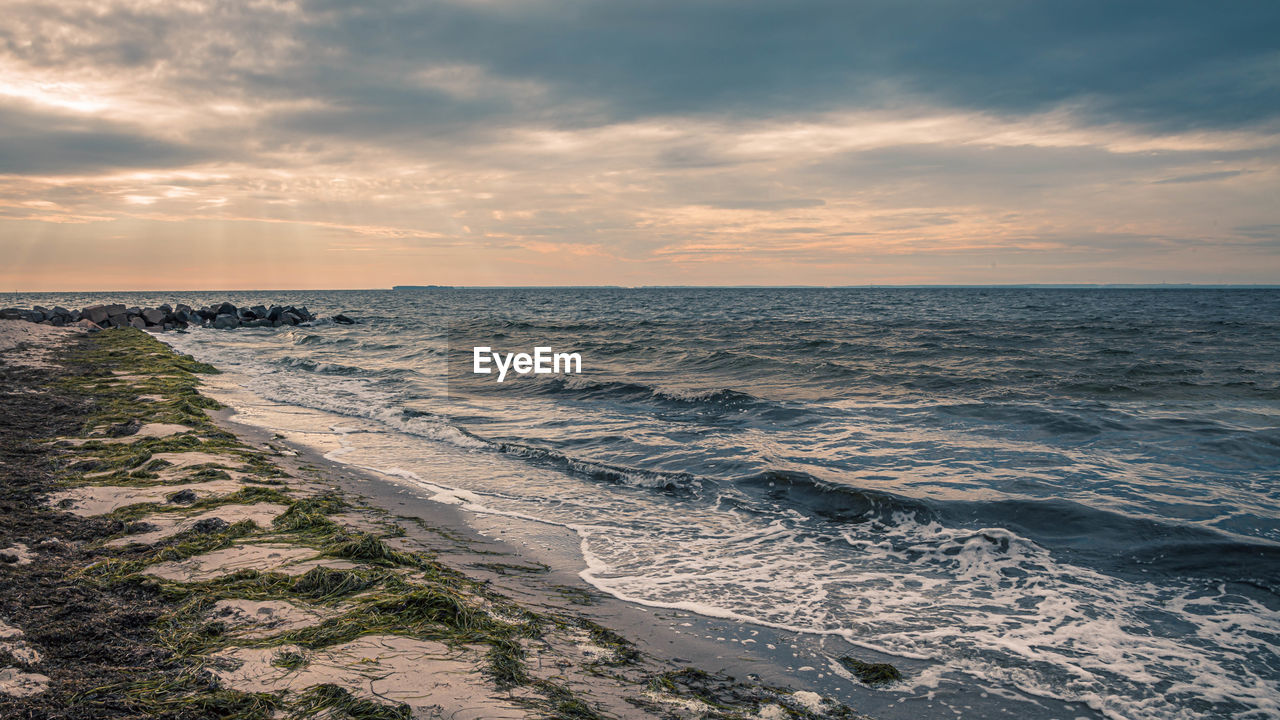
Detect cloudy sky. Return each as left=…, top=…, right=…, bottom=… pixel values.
left=2, top=0, right=1278, bottom=289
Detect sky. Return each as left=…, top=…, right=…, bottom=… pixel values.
left=1, top=0, right=1278, bottom=290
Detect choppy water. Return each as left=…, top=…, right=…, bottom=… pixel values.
left=10, top=288, right=1279, bottom=719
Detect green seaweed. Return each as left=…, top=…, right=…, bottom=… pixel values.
left=838, top=655, right=903, bottom=685
left=291, top=684, right=410, bottom=720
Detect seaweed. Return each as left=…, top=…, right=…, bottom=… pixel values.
left=837, top=655, right=903, bottom=685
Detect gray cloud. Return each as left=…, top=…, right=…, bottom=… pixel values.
left=1153, top=170, right=1247, bottom=184
left=0, top=106, right=207, bottom=174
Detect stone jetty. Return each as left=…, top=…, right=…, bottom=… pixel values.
left=0, top=302, right=333, bottom=332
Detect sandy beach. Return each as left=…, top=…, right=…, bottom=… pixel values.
left=0, top=319, right=888, bottom=719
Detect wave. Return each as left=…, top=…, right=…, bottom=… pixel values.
left=533, top=377, right=763, bottom=412
left=732, top=470, right=933, bottom=523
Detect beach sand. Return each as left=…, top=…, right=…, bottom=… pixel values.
left=0, top=320, right=880, bottom=719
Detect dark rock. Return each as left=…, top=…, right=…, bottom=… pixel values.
left=107, top=315, right=130, bottom=328
left=216, top=301, right=237, bottom=316
left=126, top=306, right=141, bottom=316
left=175, top=303, right=192, bottom=314
left=267, top=305, right=283, bottom=321
left=245, top=318, right=272, bottom=328
left=166, top=489, right=198, bottom=505
left=83, top=305, right=109, bottom=324
left=250, top=305, right=268, bottom=318
left=129, top=316, right=147, bottom=329
left=104, top=303, right=126, bottom=317
left=212, top=314, right=240, bottom=329
left=297, top=306, right=314, bottom=321
left=282, top=311, right=301, bottom=325
left=142, top=308, right=165, bottom=325
left=158, top=303, right=173, bottom=314
left=190, top=517, right=229, bottom=534
left=332, top=314, right=355, bottom=324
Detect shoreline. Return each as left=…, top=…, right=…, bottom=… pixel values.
left=163, top=328, right=1102, bottom=720
left=0, top=321, right=884, bottom=719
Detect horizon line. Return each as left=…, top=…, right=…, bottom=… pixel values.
left=5, top=283, right=1280, bottom=294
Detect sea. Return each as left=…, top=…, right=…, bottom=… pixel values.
left=7, top=287, right=1279, bottom=719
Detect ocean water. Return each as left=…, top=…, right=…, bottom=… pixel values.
left=9, top=288, right=1279, bottom=719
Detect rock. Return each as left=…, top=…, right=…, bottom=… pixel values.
left=282, top=311, right=301, bottom=325
left=216, top=301, right=237, bottom=316
left=107, top=315, right=130, bottom=328
left=332, top=314, right=355, bottom=324
left=212, top=314, right=240, bottom=329
left=83, top=305, right=109, bottom=324
left=129, top=316, right=147, bottom=329
left=190, top=517, right=230, bottom=534
left=158, top=303, right=173, bottom=314
left=0, top=308, right=22, bottom=320
left=267, top=305, right=283, bottom=321
left=142, top=308, right=165, bottom=325
left=126, top=306, right=141, bottom=317
left=167, top=489, right=198, bottom=505
left=250, top=305, right=268, bottom=319
left=175, top=303, right=192, bottom=314
left=104, top=303, right=126, bottom=317
left=245, top=318, right=272, bottom=328
left=75, top=319, right=102, bottom=331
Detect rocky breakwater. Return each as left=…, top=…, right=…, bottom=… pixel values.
left=0, top=302, right=337, bottom=332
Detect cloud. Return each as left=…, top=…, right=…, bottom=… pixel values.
left=1153, top=170, right=1247, bottom=184
left=0, top=0, right=1277, bottom=287
left=697, top=198, right=827, bottom=210
left=0, top=105, right=207, bottom=174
